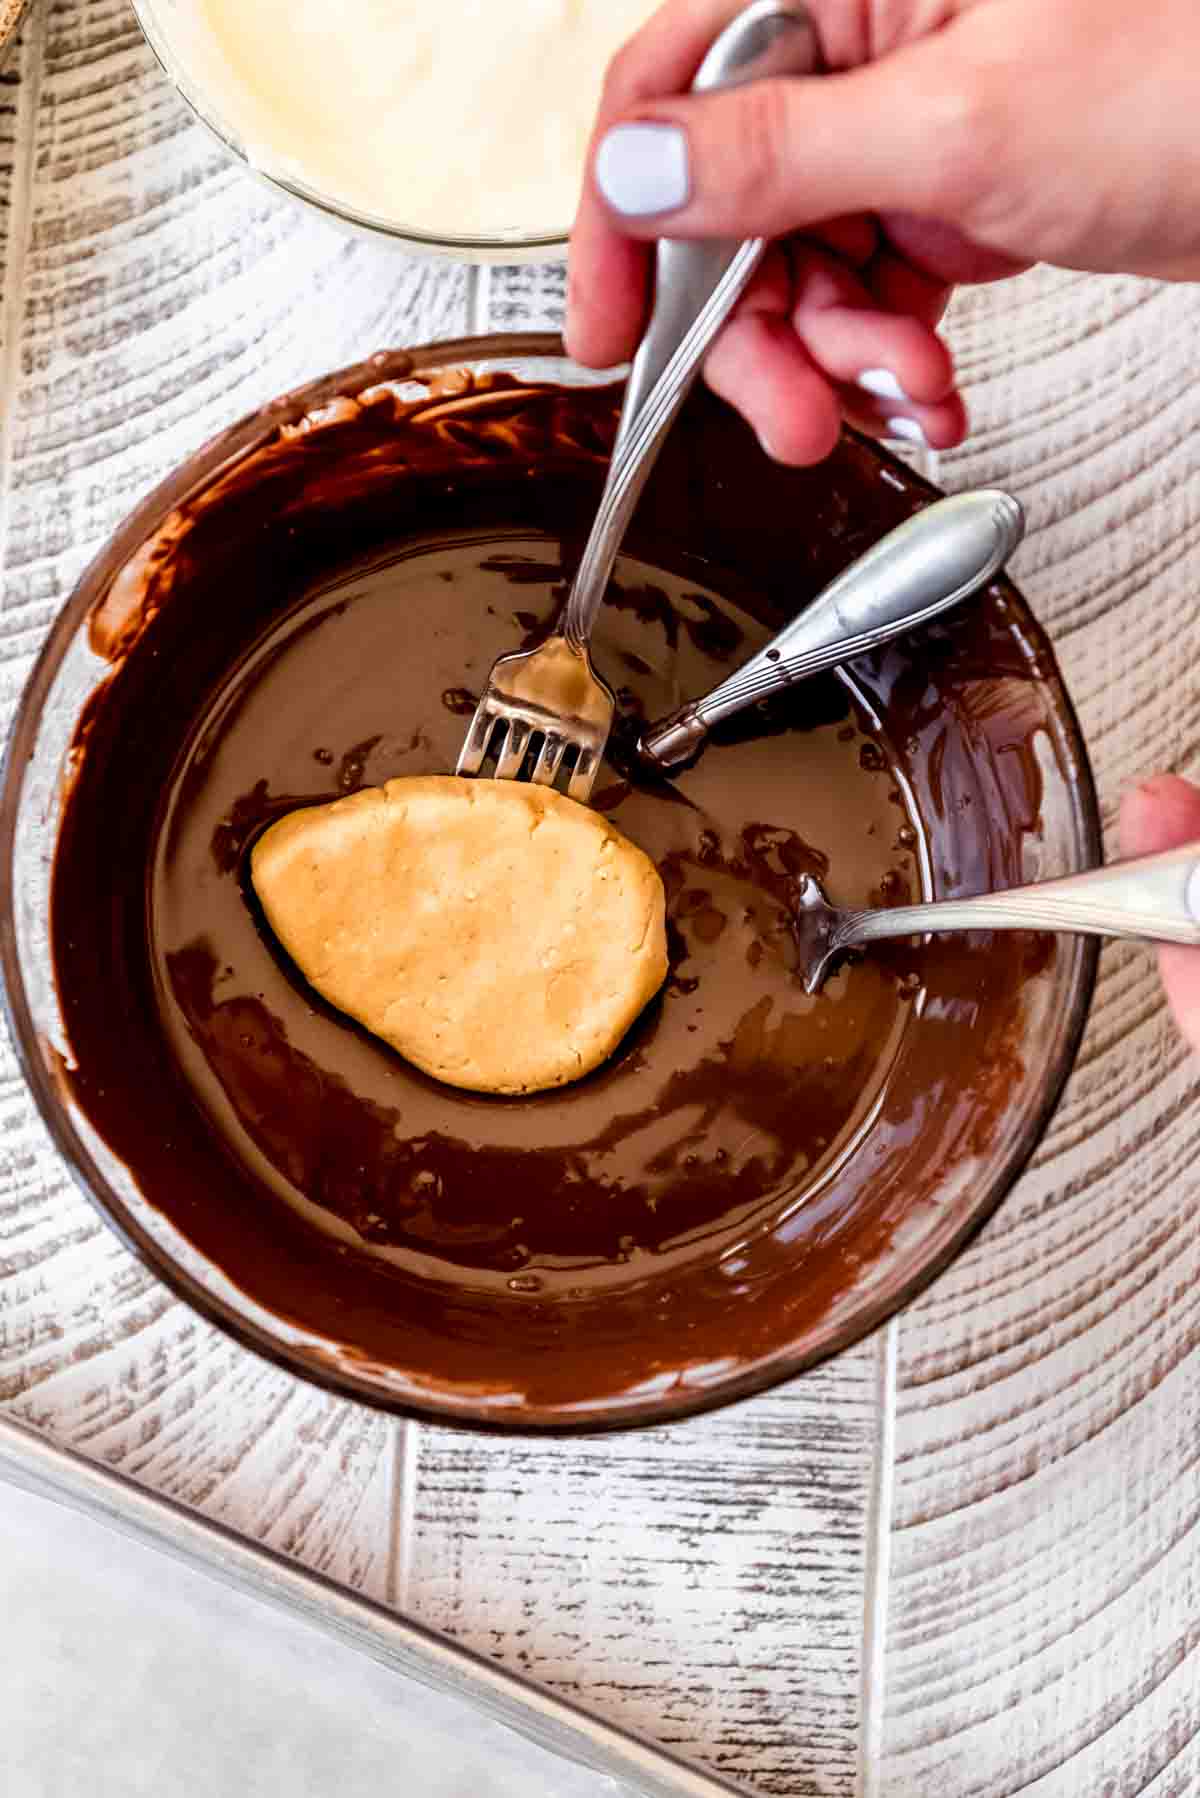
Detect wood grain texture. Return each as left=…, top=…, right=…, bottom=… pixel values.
left=406, top=1358, right=882, bottom=1798
left=880, top=270, right=1200, bottom=1797
left=477, top=259, right=568, bottom=336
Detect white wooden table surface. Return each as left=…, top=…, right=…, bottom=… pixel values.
left=3, top=6, right=1200, bottom=1795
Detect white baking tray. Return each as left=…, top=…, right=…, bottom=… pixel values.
left=0, top=1412, right=742, bottom=1798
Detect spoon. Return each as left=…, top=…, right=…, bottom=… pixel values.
left=639, top=488, right=1024, bottom=771
left=795, top=844, right=1200, bottom=994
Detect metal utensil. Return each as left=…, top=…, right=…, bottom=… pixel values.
left=456, top=0, right=819, bottom=802
left=640, top=489, right=1024, bottom=771
left=795, top=844, right=1200, bottom=994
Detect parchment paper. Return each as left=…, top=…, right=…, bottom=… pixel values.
left=0, top=1476, right=636, bottom=1798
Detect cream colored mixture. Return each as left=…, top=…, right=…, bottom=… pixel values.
left=198, top=0, right=656, bottom=239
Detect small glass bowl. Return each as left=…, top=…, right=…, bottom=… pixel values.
left=0, top=335, right=1101, bottom=1431
left=129, top=0, right=571, bottom=260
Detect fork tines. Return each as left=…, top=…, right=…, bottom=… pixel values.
left=456, top=700, right=595, bottom=797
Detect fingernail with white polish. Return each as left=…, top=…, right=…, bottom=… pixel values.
left=595, top=122, right=690, bottom=218
left=887, top=416, right=927, bottom=446
left=858, top=368, right=909, bottom=404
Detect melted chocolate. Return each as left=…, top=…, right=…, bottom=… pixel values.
left=50, top=369, right=1073, bottom=1425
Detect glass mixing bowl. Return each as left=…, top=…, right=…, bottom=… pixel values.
left=129, top=0, right=574, bottom=259
left=0, top=335, right=1101, bottom=1430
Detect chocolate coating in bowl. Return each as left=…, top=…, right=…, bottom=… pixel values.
left=51, top=372, right=1062, bottom=1423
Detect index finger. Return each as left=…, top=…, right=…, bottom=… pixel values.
left=566, top=0, right=742, bottom=367
left=1120, top=775, right=1200, bottom=1057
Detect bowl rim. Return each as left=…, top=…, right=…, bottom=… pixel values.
left=0, top=332, right=1103, bottom=1434
left=127, top=0, right=569, bottom=261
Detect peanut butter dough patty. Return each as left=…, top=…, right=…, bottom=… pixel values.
left=251, top=776, right=669, bottom=1095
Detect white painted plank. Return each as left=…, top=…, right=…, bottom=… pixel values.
left=881, top=269, right=1200, bottom=1796
left=406, top=1362, right=881, bottom=1798
left=479, top=260, right=568, bottom=336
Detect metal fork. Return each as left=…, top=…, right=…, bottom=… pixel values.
left=793, top=845, right=1200, bottom=994
left=456, top=0, right=819, bottom=802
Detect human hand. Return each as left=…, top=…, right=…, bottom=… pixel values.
left=568, top=0, right=1200, bottom=463
left=1121, top=776, right=1200, bottom=1057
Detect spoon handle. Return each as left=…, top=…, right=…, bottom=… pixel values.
left=640, top=489, right=1025, bottom=769
left=562, top=1, right=818, bottom=652
left=834, top=843, right=1200, bottom=956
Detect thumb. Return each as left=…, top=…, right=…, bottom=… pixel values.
left=1120, top=775, right=1200, bottom=1057
left=592, top=42, right=989, bottom=241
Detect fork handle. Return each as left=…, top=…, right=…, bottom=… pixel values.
left=610, top=3, right=820, bottom=465
left=562, top=1, right=819, bottom=653
left=833, top=843, right=1200, bottom=956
